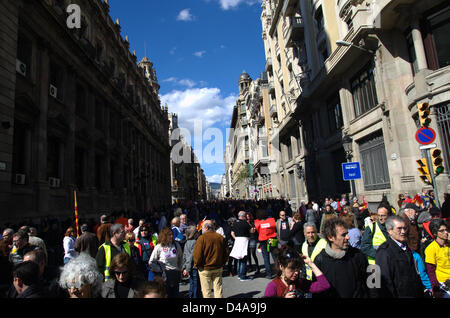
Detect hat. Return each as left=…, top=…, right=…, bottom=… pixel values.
left=404, top=203, right=418, bottom=211
left=429, top=207, right=441, bottom=217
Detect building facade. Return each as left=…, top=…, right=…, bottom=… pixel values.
left=0, top=0, right=171, bottom=224
left=260, top=0, right=449, bottom=209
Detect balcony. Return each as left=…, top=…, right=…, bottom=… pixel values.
left=266, top=57, right=273, bottom=72
left=270, top=104, right=278, bottom=118
left=269, top=80, right=275, bottom=94
left=285, top=15, right=305, bottom=48
left=276, top=68, right=283, bottom=84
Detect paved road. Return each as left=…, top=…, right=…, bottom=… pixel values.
left=180, top=249, right=273, bottom=298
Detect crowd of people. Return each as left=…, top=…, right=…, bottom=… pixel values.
left=0, top=190, right=449, bottom=299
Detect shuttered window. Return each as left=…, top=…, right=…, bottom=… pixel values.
left=359, top=132, right=391, bottom=190
left=351, top=63, right=378, bottom=118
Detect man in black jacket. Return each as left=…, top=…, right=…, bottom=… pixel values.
left=314, top=218, right=369, bottom=298
left=10, top=261, right=45, bottom=298
left=375, top=215, right=423, bottom=298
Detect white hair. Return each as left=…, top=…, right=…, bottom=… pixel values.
left=59, top=253, right=103, bottom=297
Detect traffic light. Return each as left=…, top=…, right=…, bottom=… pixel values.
left=416, top=158, right=431, bottom=185
left=430, top=148, right=444, bottom=176
left=418, top=102, right=431, bottom=127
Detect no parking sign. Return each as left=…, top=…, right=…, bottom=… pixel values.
left=415, top=127, right=436, bottom=145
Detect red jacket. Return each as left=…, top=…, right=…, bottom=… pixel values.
left=255, top=218, right=277, bottom=241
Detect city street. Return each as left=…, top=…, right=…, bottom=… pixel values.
left=180, top=250, right=270, bottom=298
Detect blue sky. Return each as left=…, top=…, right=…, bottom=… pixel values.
left=108, top=0, right=265, bottom=183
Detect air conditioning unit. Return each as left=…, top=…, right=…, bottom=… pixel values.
left=16, top=59, right=27, bottom=76
left=15, top=174, right=26, bottom=185
left=49, top=177, right=61, bottom=188
left=49, top=84, right=58, bottom=98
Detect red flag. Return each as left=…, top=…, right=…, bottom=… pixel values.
left=74, top=190, right=79, bottom=237
left=196, top=217, right=206, bottom=232
left=412, top=194, right=423, bottom=205
left=360, top=196, right=368, bottom=211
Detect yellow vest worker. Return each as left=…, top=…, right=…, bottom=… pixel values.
left=368, top=222, right=387, bottom=265
left=100, top=242, right=131, bottom=281
left=302, top=238, right=327, bottom=281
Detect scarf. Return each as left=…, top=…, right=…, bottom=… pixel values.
left=324, top=243, right=346, bottom=260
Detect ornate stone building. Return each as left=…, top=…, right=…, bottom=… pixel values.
left=261, top=0, right=449, bottom=209
left=0, top=0, right=171, bottom=224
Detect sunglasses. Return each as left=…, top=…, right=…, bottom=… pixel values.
left=114, top=271, right=128, bottom=276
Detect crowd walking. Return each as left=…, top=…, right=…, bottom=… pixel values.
left=0, top=192, right=449, bottom=299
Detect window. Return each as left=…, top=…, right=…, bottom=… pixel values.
left=75, top=85, right=86, bottom=117
left=17, top=34, right=32, bottom=78
left=95, top=154, right=104, bottom=190
left=49, top=62, right=64, bottom=100
left=436, top=102, right=450, bottom=173
left=261, top=139, right=269, bottom=157
left=295, top=130, right=301, bottom=155
left=351, top=63, right=378, bottom=118
left=422, top=5, right=450, bottom=70
left=289, top=171, right=296, bottom=199
left=359, top=131, right=391, bottom=191
left=95, top=99, right=104, bottom=130
left=47, top=137, right=61, bottom=178
left=285, top=138, right=293, bottom=161
left=314, top=6, right=324, bottom=30
left=75, top=147, right=85, bottom=190
left=12, top=120, right=31, bottom=178
left=96, top=41, right=103, bottom=62
left=327, top=93, right=344, bottom=135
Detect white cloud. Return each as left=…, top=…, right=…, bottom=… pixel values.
left=207, top=174, right=223, bottom=183
left=193, top=50, right=206, bottom=58
left=177, top=8, right=194, bottom=21
left=218, top=0, right=261, bottom=10
left=162, top=77, right=197, bottom=88
left=161, top=87, right=236, bottom=137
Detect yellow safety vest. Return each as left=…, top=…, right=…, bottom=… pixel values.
left=101, top=241, right=131, bottom=281
left=368, top=222, right=387, bottom=265
left=302, top=238, right=327, bottom=281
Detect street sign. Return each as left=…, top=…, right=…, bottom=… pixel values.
left=419, top=143, right=437, bottom=150
left=415, top=127, right=436, bottom=145
left=342, top=162, right=362, bottom=181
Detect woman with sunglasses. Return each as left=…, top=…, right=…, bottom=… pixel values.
left=101, top=252, right=143, bottom=298
left=264, top=246, right=330, bottom=298
left=136, top=224, right=155, bottom=281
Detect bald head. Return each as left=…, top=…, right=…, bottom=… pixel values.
left=238, top=211, right=247, bottom=219
left=171, top=217, right=180, bottom=227
left=202, top=220, right=214, bottom=233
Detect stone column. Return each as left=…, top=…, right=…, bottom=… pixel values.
left=0, top=0, right=19, bottom=216
left=86, top=87, right=97, bottom=213
left=35, top=39, right=50, bottom=216
left=411, top=20, right=428, bottom=71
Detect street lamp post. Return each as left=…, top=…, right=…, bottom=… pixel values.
left=342, top=133, right=357, bottom=198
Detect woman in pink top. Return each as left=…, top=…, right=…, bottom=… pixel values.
left=264, top=246, right=330, bottom=298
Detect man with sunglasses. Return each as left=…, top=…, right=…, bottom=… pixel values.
left=376, top=216, right=423, bottom=298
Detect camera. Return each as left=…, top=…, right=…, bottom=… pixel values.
left=290, top=289, right=305, bottom=298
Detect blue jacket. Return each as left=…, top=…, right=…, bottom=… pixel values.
left=412, top=250, right=432, bottom=290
